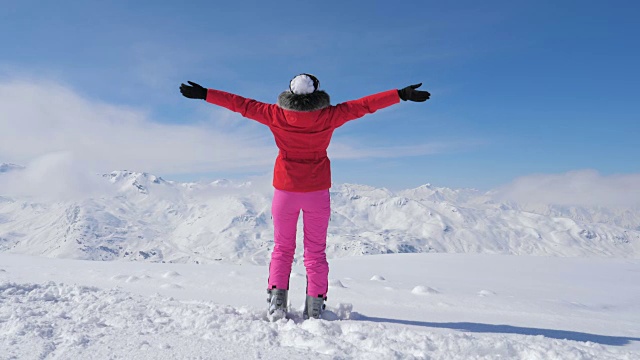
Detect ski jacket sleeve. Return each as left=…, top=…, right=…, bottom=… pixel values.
left=205, top=89, right=280, bottom=126
left=329, top=89, right=400, bottom=128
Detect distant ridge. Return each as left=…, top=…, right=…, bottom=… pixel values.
left=0, top=169, right=637, bottom=264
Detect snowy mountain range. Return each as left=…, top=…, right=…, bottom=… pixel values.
left=0, top=163, right=638, bottom=264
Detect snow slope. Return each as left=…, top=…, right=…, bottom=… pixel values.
left=1, top=253, right=639, bottom=359
left=0, top=169, right=638, bottom=264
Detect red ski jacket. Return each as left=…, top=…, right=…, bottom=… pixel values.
left=205, top=89, right=400, bottom=192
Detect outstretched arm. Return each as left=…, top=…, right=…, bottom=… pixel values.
left=331, top=90, right=400, bottom=128
left=331, top=84, right=430, bottom=128
left=180, top=81, right=278, bottom=126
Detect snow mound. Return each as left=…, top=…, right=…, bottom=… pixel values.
left=370, top=275, right=386, bottom=281
left=329, top=279, right=347, bottom=288
left=478, top=289, right=497, bottom=297
left=322, top=303, right=359, bottom=321
left=162, top=271, right=181, bottom=278
left=411, top=285, right=440, bottom=295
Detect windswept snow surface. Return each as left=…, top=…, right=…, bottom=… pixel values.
left=0, top=171, right=638, bottom=264
left=1, top=253, right=639, bottom=359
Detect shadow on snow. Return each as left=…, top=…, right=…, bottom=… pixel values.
left=360, top=316, right=640, bottom=346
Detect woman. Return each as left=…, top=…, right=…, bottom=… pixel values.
left=180, top=74, right=430, bottom=320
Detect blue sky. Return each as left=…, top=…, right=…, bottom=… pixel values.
left=1, top=0, right=639, bottom=191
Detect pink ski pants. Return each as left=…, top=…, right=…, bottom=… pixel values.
left=268, top=189, right=331, bottom=297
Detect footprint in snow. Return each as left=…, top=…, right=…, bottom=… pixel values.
left=411, top=285, right=440, bottom=295
left=125, top=276, right=140, bottom=283
left=370, top=275, right=386, bottom=281
left=329, top=279, right=347, bottom=288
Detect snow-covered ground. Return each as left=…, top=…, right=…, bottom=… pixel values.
left=1, top=252, right=639, bottom=359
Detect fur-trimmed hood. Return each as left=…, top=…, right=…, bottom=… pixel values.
left=277, top=90, right=331, bottom=112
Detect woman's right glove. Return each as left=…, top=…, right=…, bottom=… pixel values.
left=180, top=81, right=207, bottom=100
left=398, top=83, right=430, bottom=102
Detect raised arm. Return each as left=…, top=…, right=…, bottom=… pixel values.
left=330, top=83, right=430, bottom=128
left=180, top=81, right=279, bottom=126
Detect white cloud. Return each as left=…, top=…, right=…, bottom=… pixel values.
left=0, top=79, right=277, bottom=177
left=0, top=152, right=115, bottom=201
left=493, top=170, right=640, bottom=208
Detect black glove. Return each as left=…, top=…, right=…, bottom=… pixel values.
left=398, top=83, right=430, bottom=102
left=180, top=81, right=207, bottom=100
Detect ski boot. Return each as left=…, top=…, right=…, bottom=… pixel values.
left=267, top=287, right=288, bottom=321
left=303, top=294, right=327, bottom=320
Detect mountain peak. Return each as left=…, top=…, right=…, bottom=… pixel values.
left=103, top=170, right=169, bottom=194
left=0, top=163, right=25, bottom=173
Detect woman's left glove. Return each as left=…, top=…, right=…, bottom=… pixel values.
left=398, top=83, right=430, bottom=102
left=180, top=81, right=207, bottom=100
